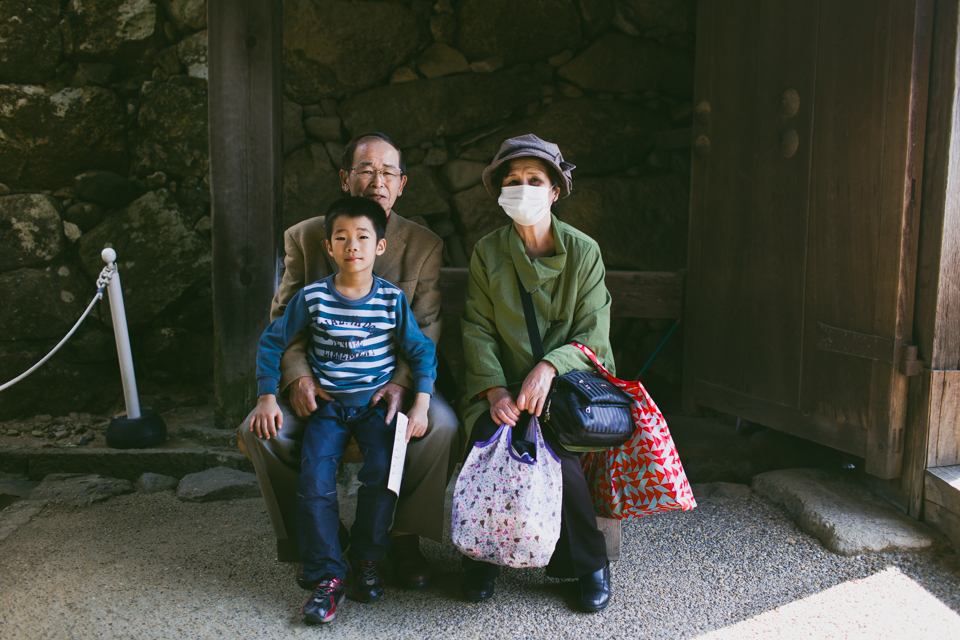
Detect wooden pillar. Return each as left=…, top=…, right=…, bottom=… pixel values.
left=898, top=0, right=960, bottom=515
left=207, top=0, right=284, bottom=429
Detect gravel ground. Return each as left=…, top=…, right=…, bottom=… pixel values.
left=1, top=488, right=958, bottom=640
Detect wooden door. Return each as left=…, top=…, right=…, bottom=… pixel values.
left=683, top=0, right=932, bottom=478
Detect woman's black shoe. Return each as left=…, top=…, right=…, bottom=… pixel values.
left=461, top=565, right=499, bottom=602
left=578, top=562, right=611, bottom=612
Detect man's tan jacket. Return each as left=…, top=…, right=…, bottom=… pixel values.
left=273, top=213, right=444, bottom=393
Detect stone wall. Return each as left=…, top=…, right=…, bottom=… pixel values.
left=0, top=0, right=695, bottom=419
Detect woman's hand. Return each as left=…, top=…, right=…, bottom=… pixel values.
left=487, top=386, right=521, bottom=427
left=517, top=361, right=558, bottom=418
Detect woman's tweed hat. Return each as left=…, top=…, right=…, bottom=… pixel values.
left=481, top=134, right=575, bottom=198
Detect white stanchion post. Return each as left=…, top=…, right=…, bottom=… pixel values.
left=101, top=248, right=141, bottom=420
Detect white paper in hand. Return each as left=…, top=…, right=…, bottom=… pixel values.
left=387, top=412, right=408, bottom=496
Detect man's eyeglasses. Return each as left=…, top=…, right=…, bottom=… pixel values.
left=348, top=167, right=403, bottom=183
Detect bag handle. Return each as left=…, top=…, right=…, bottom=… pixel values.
left=515, top=268, right=545, bottom=362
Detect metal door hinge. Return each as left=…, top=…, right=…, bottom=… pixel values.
left=816, top=323, right=923, bottom=376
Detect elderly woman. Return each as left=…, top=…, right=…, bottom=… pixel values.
left=459, top=134, right=614, bottom=612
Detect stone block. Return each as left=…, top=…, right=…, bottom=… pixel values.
left=30, top=473, right=134, bottom=506
left=752, top=468, right=942, bottom=556
left=467, top=98, right=667, bottom=176
left=282, top=144, right=344, bottom=229
left=0, top=267, right=92, bottom=340
left=176, top=30, right=208, bottom=80
left=78, top=189, right=211, bottom=326
left=579, top=0, right=615, bottom=37
left=0, top=195, right=65, bottom=272
left=74, top=171, right=143, bottom=209
left=133, top=79, right=209, bottom=179
left=554, top=174, right=688, bottom=270
left=396, top=164, right=450, bottom=218
left=438, top=159, right=486, bottom=193
left=176, top=466, right=259, bottom=502
left=0, top=0, right=62, bottom=84
left=613, top=0, right=696, bottom=36
left=558, top=33, right=694, bottom=97
left=418, top=43, right=469, bottom=79
left=24, top=448, right=208, bottom=481
left=75, top=62, right=117, bottom=86
left=304, top=116, right=343, bottom=143
left=0, top=85, right=128, bottom=190
left=340, top=66, right=543, bottom=148
left=283, top=0, right=419, bottom=102
left=64, top=202, right=106, bottom=232
left=65, top=0, right=164, bottom=74
left=135, top=472, right=179, bottom=493
left=456, top=0, right=582, bottom=63
left=283, top=98, right=306, bottom=156
left=158, top=0, right=207, bottom=33
left=451, top=184, right=507, bottom=257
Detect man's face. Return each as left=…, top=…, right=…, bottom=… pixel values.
left=324, top=215, right=386, bottom=274
left=340, top=139, right=407, bottom=216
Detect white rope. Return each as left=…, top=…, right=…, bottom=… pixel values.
left=0, top=266, right=114, bottom=392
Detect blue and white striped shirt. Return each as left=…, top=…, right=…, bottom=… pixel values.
left=256, top=275, right=437, bottom=406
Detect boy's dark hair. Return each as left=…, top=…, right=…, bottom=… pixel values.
left=341, top=131, right=406, bottom=175
left=324, top=196, right=388, bottom=241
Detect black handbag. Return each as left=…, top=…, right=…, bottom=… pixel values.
left=514, top=270, right=635, bottom=448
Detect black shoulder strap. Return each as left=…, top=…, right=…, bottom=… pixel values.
left=515, top=267, right=545, bottom=362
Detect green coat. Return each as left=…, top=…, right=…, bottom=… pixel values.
left=459, top=215, right=616, bottom=450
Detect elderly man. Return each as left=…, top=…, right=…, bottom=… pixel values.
left=239, top=132, right=459, bottom=590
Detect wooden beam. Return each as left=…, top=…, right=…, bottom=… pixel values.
left=438, top=268, right=685, bottom=320
left=208, top=0, right=283, bottom=429
left=923, top=466, right=960, bottom=550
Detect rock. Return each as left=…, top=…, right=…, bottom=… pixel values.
left=133, top=79, right=209, bottom=178
left=155, top=46, right=182, bottom=77
left=548, top=50, right=574, bottom=67
left=558, top=33, right=694, bottom=97
left=423, top=147, right=448, bottom=167
left=157, top=0, right=207, bottom=32
left=0, top=267, right=92, bottom=340
left=74, top=62, right=117, bottom=86
left=418, top=43, right=469, bottom=79
left=0, top=85, right=127, bottom=190
left=0, top=194, right=65, bottom=272
left=282, top=144, right=344, bottom=229
left=456, top=0, right=582, bottom=63
left=283, top=98, right=305, bottom=156
left=390, top=66, right=420, bottom=84
left=469, top=57, right=504, bottom=74
left=65, top=0, right=164, bottom=74
left=451, top=184, right=507, bottom=257
left=63, top=202, right=105, bottom=233
left=178, top=417, right=237, bottom=448
left=430, top=12, right=457, bottom=44
left=325, top=142, right=346, bottom=167
left=612, top=0, right=696, bottom=36
left=0, top=500, right=48, bottom=544
left=74, top=171, right=143, bottom=209
left=438, top=159, right=486, bottom=192
left=283, top=0, right=419, bottom=102
left=135, top=472, right=179, bottom=493
left=0, top=478, right=39, bottom=500
left=36, top=415, right=52, bottom=423
left=691, top=482, right=753, bottom=500
left=430, top=217, right=455, bottom=238
left=176, top=466, right=260, bottom=502
left=304, top=116, right=343, bottom=142
left=579, top=0, right=615, bottom=36
left=468, top=98, right=667, bottom=176
left=176, top=30, right=207, bottom=79
left=63, top=221, right=82, bottom=243
left=340, top=66, right=543, bottom=148
left=78, top=189, right=211, bottom=326
left=30, top=473, right=135, bottom=506
left=555, top=174, right=687, bottom=270
left=395, top=164, right=450, bottom=218
left=559, top=82, right=584, bottom=98
left=0, top=0, right=62, bottom=84
left=141, top=325, right=213, bottom=383
left=752, top=469, right=942, bottom=556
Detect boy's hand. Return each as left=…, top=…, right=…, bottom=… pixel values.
left=404, top=392, right=431, bottom=442
left=250, top=394, right=283, bottom=440
left=290, top=376, right=333, bottom=418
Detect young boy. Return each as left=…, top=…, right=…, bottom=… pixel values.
left=250, top=196, right=437, bottom=624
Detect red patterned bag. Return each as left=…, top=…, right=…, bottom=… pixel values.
left=573, top=343, right=697, bottom=520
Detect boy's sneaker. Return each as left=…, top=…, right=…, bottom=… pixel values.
left=302, top=578, right=345, bottom=624
left=349, top=556, right=385, bottom=603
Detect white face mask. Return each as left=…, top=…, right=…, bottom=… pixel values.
left=497, top=185, right=553, bottom=226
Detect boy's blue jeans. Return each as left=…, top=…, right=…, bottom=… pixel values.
left=298, top=400, right=397, bottom=582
